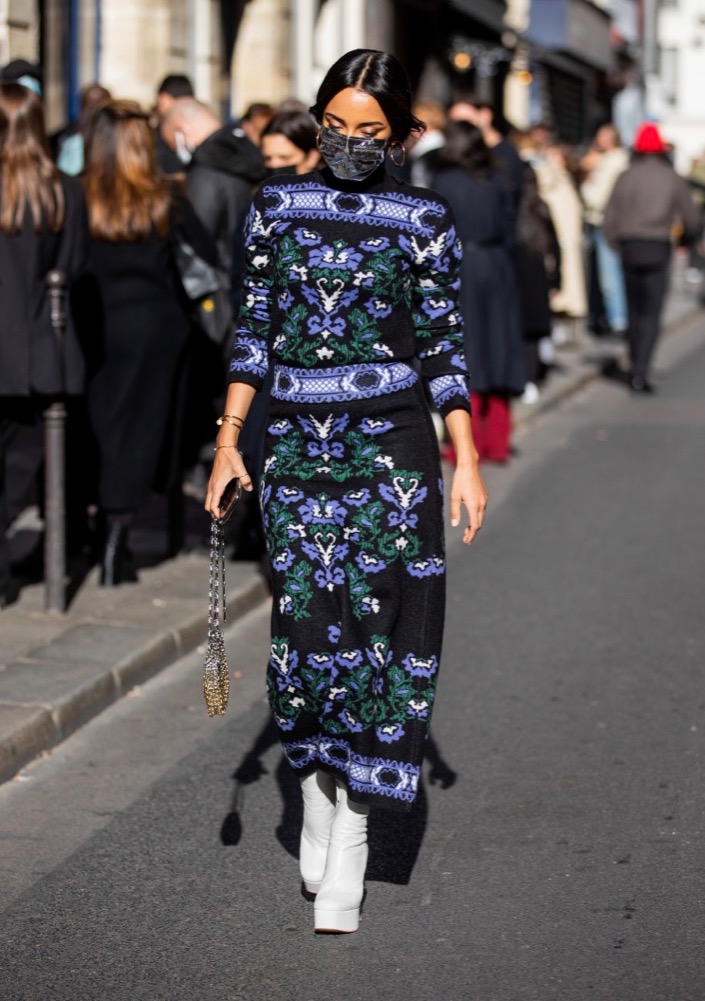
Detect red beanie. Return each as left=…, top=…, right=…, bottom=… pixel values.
left=633, top=122, right=666, bottom=154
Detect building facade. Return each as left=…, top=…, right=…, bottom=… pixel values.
left=645, top=0, right=705, bottom=172
left=4, top=0, right=627, bottom=144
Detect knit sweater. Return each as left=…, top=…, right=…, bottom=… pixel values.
left=229, top=167, right=470, bottom=419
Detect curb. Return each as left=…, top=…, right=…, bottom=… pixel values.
left=0, top=572, right=270, bottom=784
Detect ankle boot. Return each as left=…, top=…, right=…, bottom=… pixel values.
left=314, top=781, right=369, bottom=933
left=100, top=521, right=138, bottom=587
left=300, top=771, right=337, bottom=894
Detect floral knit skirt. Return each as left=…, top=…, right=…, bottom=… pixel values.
left=260, top=362, right=446, bottom=811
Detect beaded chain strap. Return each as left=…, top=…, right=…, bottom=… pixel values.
left=203, top=514, right=231, bottom=716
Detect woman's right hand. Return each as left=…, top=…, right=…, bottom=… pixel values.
left=205, top=446, right=253, bottom=518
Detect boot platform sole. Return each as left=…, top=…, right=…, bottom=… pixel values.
left=314, top=908, right=360, bottom=934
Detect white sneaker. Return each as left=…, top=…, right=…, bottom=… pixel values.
left=521, top=382, right=540, bottom=405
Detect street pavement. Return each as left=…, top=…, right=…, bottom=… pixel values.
left=1, top=276, right=704, bottom=999
left=0, top=266, right=698, bottom=786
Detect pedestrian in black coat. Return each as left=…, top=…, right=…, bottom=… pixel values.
left=160, top=99, right=266, bottom=486
left=77, top=100, right=217, bottom=586
left=431, top=121, right=525, bottom=462
left=516, top=166, right=561, bottom=390
left=0, top=82, right=88, bottom=608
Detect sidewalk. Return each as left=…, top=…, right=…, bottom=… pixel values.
left=0, top=267, right=701, bottom=784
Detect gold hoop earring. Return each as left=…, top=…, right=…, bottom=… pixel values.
left=389, top=141, right=406, bottom=168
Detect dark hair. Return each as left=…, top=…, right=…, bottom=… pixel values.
left=452, top=91, right=492, bottom=112
left=436, top=121, right=495, bottom=180
left=517, top=167, right=554, bottom=258
left=242, top=102, right=274, bottom=121
left=309, top=49, right=424, bottom=142
left=158, top=74, right=194, bottom=99
left=261, top=110, right=318, bottom=154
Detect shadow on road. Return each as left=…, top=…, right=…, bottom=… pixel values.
left=220, top=718, right=457, bottom=887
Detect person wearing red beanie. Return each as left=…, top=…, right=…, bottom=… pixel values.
left=632, top=122, right=667, bottom=156
left=603, top=123, right=700, bottom=392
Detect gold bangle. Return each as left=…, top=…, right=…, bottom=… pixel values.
left=213, top=444, right=241, bottom=452
left=216, top=414, right=245, bottom=428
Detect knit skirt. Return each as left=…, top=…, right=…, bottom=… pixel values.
left=260, top=361, right=446, bottom=811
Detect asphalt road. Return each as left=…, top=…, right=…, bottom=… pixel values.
left=2, top=317, right=705, bottom=1001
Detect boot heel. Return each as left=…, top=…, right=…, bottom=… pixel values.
left=313, top=782, right=369, bottom=934
left=314, top=907, right=360, bottom=934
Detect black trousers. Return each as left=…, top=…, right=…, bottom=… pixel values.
left=622, top=241, right=671, bottom=381
left=0, top=400, right=44, bottom=590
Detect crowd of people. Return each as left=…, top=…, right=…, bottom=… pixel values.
left=0, top=55, right=701, bottom=610
left=1, top=44, right=702, bottom=939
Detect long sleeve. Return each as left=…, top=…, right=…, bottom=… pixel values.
left=228, top=192, right=272, bottom=389
left=409, top=202, right=470, bottom=418
left=675, top=175, right=701, bottom=244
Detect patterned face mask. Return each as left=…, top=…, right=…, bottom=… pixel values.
left=317, top=126, right=388, bottom=181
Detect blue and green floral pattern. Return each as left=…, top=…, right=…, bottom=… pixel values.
left=229, top=171, right=468, bottom=810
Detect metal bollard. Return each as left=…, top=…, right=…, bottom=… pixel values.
left=44, top=270, right=67, bottom=615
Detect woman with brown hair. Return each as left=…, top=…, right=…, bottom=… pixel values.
left=0, top=81, right=87, bottom=609
left=79, top=100, right=215, bottom=584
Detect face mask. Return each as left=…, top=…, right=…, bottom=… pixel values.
left=265, top=164, right=299, bottom=178
left=174, top=129, right=194, bottom=165
left=317, top=126, right=388, bottom=181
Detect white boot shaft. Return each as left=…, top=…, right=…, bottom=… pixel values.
left=314, top=782, right=370, bottom=933
left=299, top=770, right=337, bottom=894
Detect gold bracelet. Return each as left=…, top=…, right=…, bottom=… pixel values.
left=213, top=444, right=241, bottom=452
left=216, top=414, right=245, bottom=429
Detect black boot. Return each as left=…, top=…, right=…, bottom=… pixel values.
left=100, top=519, right=138, bottom=587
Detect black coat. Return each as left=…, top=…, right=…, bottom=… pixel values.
left=75, top=198, right=213, bottom=510
left=431, top=167, right=526, bottom=395
left=0, top=174, right=88, bottom=397
left=517, top=220, right=561, bottom=338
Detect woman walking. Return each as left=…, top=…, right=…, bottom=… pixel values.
left=604, top=122, right=700, bottom=393
left=0, top=82, right=87, bottom=608
left=206, top=50, right=487, bottom=932
left=431, top=121, right=526, bottom=462
left=79, top=100, right=215, bottom=584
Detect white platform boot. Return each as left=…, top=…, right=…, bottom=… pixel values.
left=314, top=782, right=370, bottom=933
left=299, top=770, right=337, bottom=894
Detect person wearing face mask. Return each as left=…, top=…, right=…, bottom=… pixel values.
left=260, top=110, right=321, bottom=177
left=206, top=49, right=487, bottom=934
left=161, top=98, right=265, bottom=281
left=161, top=98, right=266, bottom=500
left=152, top=74, right=194, bottom=176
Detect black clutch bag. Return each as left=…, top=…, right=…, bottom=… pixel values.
left=216, top=477, right=242, bottom=527
left=203, top=477, right=243, bottom=716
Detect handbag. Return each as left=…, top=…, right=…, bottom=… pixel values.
left=203, top=477, right=242, bottom=716
left=171, top=232, right=233, bottom=346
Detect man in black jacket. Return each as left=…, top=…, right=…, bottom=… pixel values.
left=161, top=98, right=265, bottom=290
left=161, top=100, right=266, bottom=528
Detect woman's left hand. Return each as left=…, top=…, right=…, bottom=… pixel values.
left=450, top=462, right=488, bottom=545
